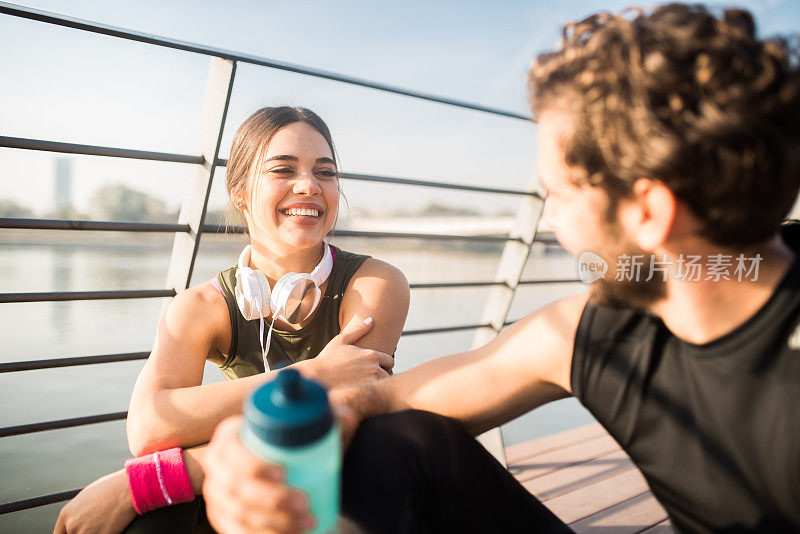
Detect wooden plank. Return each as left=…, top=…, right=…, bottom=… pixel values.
left=511, top=434, right=622, bottom=482
left=505, top=423, right=607, bottom=464
left=522, top=449, right=633, bottom=500
left=544, top=468, right=653, bottom=524
left=569, top=492, right=669, bottom=533
left=639, top=518, right=674, bottom=533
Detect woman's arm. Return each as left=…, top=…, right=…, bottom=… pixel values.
left=338, top=258, right=410, bottom=355
left=127, top=279, right=392, bottom=456
left=126, top=283, right=274, bottom=455
left=53, top=445, right=210, bottom=533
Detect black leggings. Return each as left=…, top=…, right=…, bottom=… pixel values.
left=125, top=410, right=571, bottom=533
left=341, top=409, right=572, bottom=534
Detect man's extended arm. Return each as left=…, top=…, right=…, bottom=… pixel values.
left=334, top=293, right=589, bottom=437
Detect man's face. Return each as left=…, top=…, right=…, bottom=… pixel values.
left=537, top=109, right=666, bottom=309
left=537, top=110, right=609, bottom=259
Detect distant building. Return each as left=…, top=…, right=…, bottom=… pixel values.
left=55, top=158, right=72, bottom=211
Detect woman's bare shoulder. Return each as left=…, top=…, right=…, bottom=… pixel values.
left=340, top=256, right=410, bottom=331
left=162, top=281, right=232, bottom=356
left=168, top=282, right=229, bottom=313
left=349, top=257, right=409, bottom=290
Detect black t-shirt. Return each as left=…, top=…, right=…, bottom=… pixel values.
left=571, top=226, right=800, bottom=532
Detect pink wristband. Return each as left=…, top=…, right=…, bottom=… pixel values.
left=124, top=447, right=194, bottom=514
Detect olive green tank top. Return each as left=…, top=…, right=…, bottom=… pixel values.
left=214, top=246, right=370, bottom=380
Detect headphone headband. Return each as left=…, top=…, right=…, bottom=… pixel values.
left=309, top=242, right=334, bottom=286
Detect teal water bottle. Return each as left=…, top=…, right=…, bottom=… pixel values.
left=241, top=368, right=341, bottom=534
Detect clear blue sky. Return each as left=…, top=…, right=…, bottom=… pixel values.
left=1, top=0, right=798, bottom=216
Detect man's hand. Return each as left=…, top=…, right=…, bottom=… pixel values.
left=202, top=416, right=316, bottom=534
left=53, top=469, right=136, bottom=534
left=303, top=317, right=394, bottom=389
left=329, top=386, right=370, bottom=451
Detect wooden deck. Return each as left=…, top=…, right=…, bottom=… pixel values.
left=506, top=423, right=674, bottom=533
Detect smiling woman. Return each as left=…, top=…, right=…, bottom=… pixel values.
left=53, top=107, right=410, bottom=534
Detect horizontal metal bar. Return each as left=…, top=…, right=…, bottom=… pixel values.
left=410, top=281, right=505, bottom=289
left=0, top=2, right=530, bottom=121
left=339, top=172, right=542, bottom=198
left=202, top=224, right=522, bottom=243
left=0, top=289, right=175, bottom=303
left=410, top=279, right=580, bottom=290
left=0, top=135, right=204, bottom=164
left=331, top=230, right=519, bottom=243
left=0, top=352, right=149, bottom=373
left=214, top=160, right=540, bottom=198
left=206, top=224, right=554, bottom=245
left=215, top=161, right=541, bottom=198
left=517, top=278, right=581, bottom=285
left=201, top=223, right=246, bottom=234
left=402, top=323, right=494, bottom=336
left=0, top=217, right=190, bottom=232
left=0, top=411, right=127, bottom=438
left=0, top=488, right=81, bottom=515
left=533, top=236, right=559, bottom=246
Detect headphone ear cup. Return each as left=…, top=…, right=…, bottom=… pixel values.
left=272, top=273, right=319, bottom=324
left=235, top=268, right=272, bottom=320
left=251, top=270, right=272, bottom=318
left=270, top=275, right=291, bottom=321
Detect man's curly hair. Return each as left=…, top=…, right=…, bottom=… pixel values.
left=529, top=3, right=800, bottom=246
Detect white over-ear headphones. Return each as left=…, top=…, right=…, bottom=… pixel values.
left=234, top=242, right=334, bottom=371
left=235, top=243, right=333, bottom=323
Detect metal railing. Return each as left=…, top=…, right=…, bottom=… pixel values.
left=0, top=0, right=578, bottom=517
left=0, top=135, right=205, bottom=164
left=0, top=3, right=530, bottom=121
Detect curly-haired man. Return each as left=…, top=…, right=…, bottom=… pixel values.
left=201, top=4, right=800, bottom=533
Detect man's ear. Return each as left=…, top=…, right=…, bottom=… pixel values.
left=618, top=178, right=677, bottom=251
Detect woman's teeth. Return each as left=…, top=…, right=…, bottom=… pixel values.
left=282, top=208, right=319, bottom=217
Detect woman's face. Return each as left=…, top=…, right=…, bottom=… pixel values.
left=240, top=121, right=339, bottom=252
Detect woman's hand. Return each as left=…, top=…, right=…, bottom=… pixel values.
left=53, top=469, right=136, bottom=534
left=202, top=416, right=316, bottom=534
left=302, top=316, right=394, bottom=389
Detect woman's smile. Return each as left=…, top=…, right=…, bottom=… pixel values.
left=278, top=202, right=325, bottom=227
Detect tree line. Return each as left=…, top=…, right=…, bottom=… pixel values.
left=0, top=184, right=231, bottom=224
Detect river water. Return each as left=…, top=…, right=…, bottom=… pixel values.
left=0, top=233, right=594, bottom=532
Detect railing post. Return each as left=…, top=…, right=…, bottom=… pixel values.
left=471, top=175, right=544, bottom=467
left=164, top=57, right=236, bottom=295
